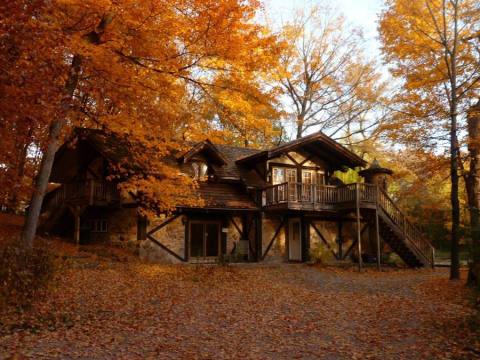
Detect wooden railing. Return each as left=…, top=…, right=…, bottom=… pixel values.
left=264, top=182, right=378, bottom=206
left=263, top=182, right=434, bottom=267
left=377, top=188, right=434, bottom=267
left=47, top=180, right=120, bottom=209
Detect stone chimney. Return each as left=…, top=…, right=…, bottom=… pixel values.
left=359, top=159, right=393, bottom=191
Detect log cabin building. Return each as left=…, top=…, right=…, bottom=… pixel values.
left=40, top=129, right=435, bottom=268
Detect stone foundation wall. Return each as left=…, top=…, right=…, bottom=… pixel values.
left=140, top=215, right=186, bottom=264
left=226, top=216, right=243, bottom=256
left=310, top=220, right=337, bottom=247
left=138, top=214, right=251, bottom=264
left=262, top=215, right=286, bottom=262
left=86, top=207, right=138, bottom=246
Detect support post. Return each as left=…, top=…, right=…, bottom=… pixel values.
left=89, top=180, right=95, bottom=205
left=74, top=211, right=80, bottom=245
left=356, top=183, right=363, bottom=271
left=302, top=217, right=310, bottom=262
left=255, top=213, right=262, bottom=262
left=338, top=221, right=343, bottom=260
left=375, top=210, right=381, bottom=271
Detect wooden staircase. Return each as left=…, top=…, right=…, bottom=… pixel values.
left=376, top=189, right=435, bottom=268
left=263, top=182, right=435, bottom=268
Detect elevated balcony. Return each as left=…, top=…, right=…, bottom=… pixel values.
left=45, top=180, right=120, bottom=210
left=263, top=182, right=435, bottom=267
left=263, top=182, right=378, bottom=211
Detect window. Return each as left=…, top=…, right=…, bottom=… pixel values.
left=90, top=219, right=108, bottom=233
left=272, top=167, right=285, bottom=184
left=316, top=171, right=325, bottom=186
left=286, top=168, right=297, bottom=201
left=191, top=161, right=208, bottom=181
left=302, top=170, right=313, bottom=201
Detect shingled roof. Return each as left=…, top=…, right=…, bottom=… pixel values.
left=236, top=132, right=366, bottom=169
left=51, top=128, right=364, bottom=210
left=185, top=182, right=258, bottom=210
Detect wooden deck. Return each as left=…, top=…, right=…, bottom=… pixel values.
left=263, top=182, right=377, bottom=211
left=45, top=180, right=120, bottom=210
left=263, top=182, right=435, bottom=268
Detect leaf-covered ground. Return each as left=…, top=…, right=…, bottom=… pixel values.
left=0, top=250, right=478, bottom=359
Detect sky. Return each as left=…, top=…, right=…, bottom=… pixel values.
left=262, top=0, right=387, bottom=138
left=264, top=0, right=385, bottom=60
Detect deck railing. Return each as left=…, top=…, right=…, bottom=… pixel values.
left=263, top=182, right=434, bottom=267
left=377, top=188, right=434, bottom=266
left=47, top=180, right=120, bottom=209
left=264, top=182, right=378, bottom=206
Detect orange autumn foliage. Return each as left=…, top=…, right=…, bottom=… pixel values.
left=0, top=0, right=282, bottom=218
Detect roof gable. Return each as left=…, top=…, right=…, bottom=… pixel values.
left=236, top=132, right=366, bottom=169
left=177, top=140, right=227, bottom=166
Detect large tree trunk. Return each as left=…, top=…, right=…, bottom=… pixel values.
left=450, top=98, right=461, bottom=280
left=296, top=115, right=304, bottom=139
left=22, top=55, right=82, bottom=247
left=466, top=102, right=480, bottom=286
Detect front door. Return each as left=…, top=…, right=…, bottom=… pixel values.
left=288, top=218, right=302, bottom=261
left=189, top=221, right=221, bottom=259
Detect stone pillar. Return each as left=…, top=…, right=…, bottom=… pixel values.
left=359, top=159, right=393, bottom=191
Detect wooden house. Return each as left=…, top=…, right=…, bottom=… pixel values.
left=40, top=129, right=435, bottom=268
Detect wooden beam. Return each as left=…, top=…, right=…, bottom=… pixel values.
left=356, top=184, right=363, bottom=271
left=255, top=213, right=262, bottom=262
left=74, top=213, right=80, bottom=245
left=229, top=216, right=243, bottom=238
left=375, top=208, right=381, bottom=271
left=285, top=153, right=300, bottom=166
left=67, top=205, right=85, bottom=245
left=147, top=234, right=186, bottom=262
left=302, top=217, right=311, bottom=262
left=338, top=222, right=343, bottom=260
left=311, top=222, right=337, bottom=259
left=343, top=223, right=369, bottom=260
left=262, top=217, right=286, bottom=260
left=375, top=185, right=381, bottom=270
left=300, top=154, right=313, bottom=166
left=147, top=214, right=181, bottom=236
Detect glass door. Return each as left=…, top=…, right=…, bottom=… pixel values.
left=272, top=167, right=286, bottom=202
left=286, top=168, right=297, bottom=201
left=302, top=170, right=313, bottom=202
left=189, top=221, right=220, bottom=259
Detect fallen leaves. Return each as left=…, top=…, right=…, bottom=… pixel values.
left=0, top=257, right=478, bottom=359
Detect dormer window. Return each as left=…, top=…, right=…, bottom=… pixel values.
left=192, top=161, right=208, bottom=181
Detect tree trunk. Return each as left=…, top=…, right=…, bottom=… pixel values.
left=466, top=102, right=480, bottom=286
left=450, top=100, right=461, bottom=280
left=296, top=115, right=304, bottom=139
left=22, top=55, right=82, bottom=247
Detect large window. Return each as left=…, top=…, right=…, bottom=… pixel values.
left=272, top=167, right=285, bottom=184
left=191, top=161, right=208, bottom=181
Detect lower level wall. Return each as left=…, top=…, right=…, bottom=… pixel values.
left=83, top=206, right=138, bottom=246
left=262, top=215, right=286, bottom=262
left=77, top=206, right=375, bottom=264
left=139, top=215, right=186, bottom=264
left=139, top=214, right=248, bottom=264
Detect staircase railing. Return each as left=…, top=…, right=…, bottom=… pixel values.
left=377, top=187, right=435, bottom=267
left=262, top=181, right=435, bottom=267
